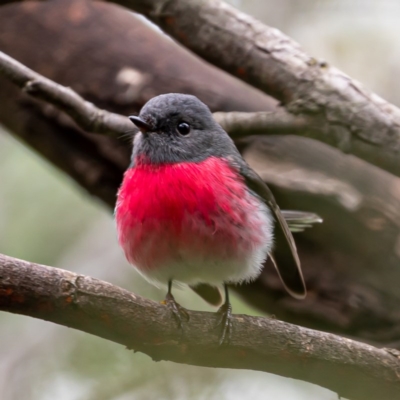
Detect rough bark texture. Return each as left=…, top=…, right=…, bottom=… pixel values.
left=110, top=0, right=400, bottom=178
left=1, top=0, right=400, bottom=346
left=1, top=253, right=400, bottom=400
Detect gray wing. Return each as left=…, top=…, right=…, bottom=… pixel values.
left=240, top=166, right=307, bottom=299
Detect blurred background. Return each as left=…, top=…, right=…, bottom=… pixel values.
left=2, top=0, right=400, bottom=399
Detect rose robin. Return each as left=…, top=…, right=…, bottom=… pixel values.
left=115, top=93, right=321, bottom=343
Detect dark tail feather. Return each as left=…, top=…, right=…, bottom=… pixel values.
left=190, top=283, right=222, bottom=306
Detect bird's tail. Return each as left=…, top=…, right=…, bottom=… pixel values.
left=281, top=210, right=322, bottom=233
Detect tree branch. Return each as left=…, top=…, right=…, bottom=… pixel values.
left=213, top=110, right=314, bottom=138
left=0, top=50, right=312, bottom=140
left=0, top=252, right=399, bottom=400
left=0, top=50, right=131, bottom=136
left=106, top=0, right=400, bottom=178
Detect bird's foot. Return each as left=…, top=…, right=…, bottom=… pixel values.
left=162, top=291, right=190, bottom=330
left=216, top=301, right=232, bottom=345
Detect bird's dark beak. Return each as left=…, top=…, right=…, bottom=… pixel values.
left=129, top=116, right=153, bottom=134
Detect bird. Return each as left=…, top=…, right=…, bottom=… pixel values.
left=115, top=93, right=321, bottom=343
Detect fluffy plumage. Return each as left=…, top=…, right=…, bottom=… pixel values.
left=116, top=156, right=273, bottom=286
left=115, top=93, right=316, bottom=303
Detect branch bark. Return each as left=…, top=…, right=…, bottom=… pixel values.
left=0, top=51, right=132, bottom=136
left=0, top=50, right=312, bottom=140
left=213, top=110, right=313, bottom=138
left=0, top=252, right=399, bottom=400
left=108, top=0, right=400, bottom=178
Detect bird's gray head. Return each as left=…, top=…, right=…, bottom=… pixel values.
left=129, top=93, right=238, bottom=165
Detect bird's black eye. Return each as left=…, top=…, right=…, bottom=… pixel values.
left=177, top=122, right=191, bottom=136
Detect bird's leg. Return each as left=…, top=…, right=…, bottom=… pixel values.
left=216, top=283, right=232, bottom=345
left=163, top=280, right=190, bottom=329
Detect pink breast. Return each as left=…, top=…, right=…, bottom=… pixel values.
left=115, top=157, right=266, bottom=272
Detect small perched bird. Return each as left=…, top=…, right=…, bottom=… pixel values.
left=115, top=93, right=321, bottom=343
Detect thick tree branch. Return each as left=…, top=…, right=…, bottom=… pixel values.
left=107, top=0, right=400, bottom=178
left=0, top=253, right=399, bottom=400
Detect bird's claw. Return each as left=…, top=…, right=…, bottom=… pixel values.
left=163, top=292, right=190, bottom=330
